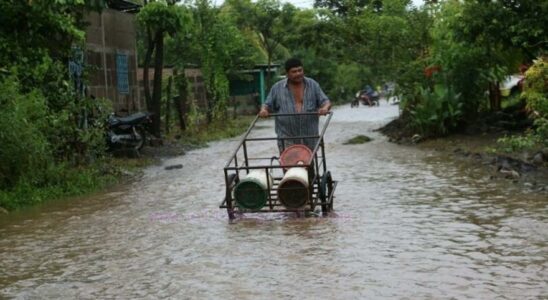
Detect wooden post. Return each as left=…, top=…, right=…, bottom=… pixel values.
left=165, top=75, right=172, bottom=134
left=174, top=69, right=187, bottom=131
left=259, top=68, right=265, bottom=105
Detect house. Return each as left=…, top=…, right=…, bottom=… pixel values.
left=83, top=0, right=143, bottom=113
left=80, top=1, right=280, bottom=117
left=137, top=65, right=280, bottom=116
left=136, top=67, right=208, bottom=111
left=228, top=64, right=280, bottom=114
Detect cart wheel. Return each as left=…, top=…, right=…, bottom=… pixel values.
left=319, top=171, right=333, bottom=215
left=226, top=173, right=239, bottom=219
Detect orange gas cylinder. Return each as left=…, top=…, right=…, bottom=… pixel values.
left=278, top=144, right=312, bottom=208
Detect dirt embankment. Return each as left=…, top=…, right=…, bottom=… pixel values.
left=378, top=111, right=548, bottom=190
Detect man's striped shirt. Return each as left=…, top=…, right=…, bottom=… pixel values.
left=264, top=77, right=329, bottom=151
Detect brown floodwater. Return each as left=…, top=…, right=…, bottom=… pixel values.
left=1, top=102, right=547, bottom=299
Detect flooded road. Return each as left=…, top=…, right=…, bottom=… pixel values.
left=1, top=103, right=547, bottom=299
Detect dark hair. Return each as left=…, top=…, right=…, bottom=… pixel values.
left=284, top=58, right=302, bottom=72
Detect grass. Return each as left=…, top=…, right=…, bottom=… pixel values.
left=0, top=162, right=117, bottom=211
left=0, top=115, right=256, bottom=212
left=0, top=156, right=161, bottom=212
left=501, top=92, right=523, bottom=110
left=176, top=115, right=256, bottom=148
left=344, top=135, right=373, bottom=144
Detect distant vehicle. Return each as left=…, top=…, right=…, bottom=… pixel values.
left=381, top=82, right=396, bottom=97
left=351, top=87, right=380, bottom=107
left=500, top=75, right=524, bottom=97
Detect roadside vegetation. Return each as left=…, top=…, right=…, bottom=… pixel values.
left=176, top=116, right=256, bottom=148
left=393, top=1, right=546, bottom=150
left=1, top=0, right=546, bottom=211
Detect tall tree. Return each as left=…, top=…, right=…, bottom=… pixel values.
left=227, top=0, right=295, bottom=86
left=334, top=0, right=423, bottom=83
left=192, top=0, right=252, bottom=122
left=0, top=0, right=103, bottom=98
left=448, top=0, right=547, bottom=111
left=137, top=0, right=190, bottom=137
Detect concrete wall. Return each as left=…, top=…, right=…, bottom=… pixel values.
left=84, top=9, right=142, bottom=113
left=137, top=68, right=259, bottom=115
left=137, top=67, right=208, bottom=110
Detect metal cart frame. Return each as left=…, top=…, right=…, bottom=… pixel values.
left=219, top=112, right=337, bottom=219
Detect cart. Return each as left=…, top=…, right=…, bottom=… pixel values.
left=219, top=112, right=337, bottom=219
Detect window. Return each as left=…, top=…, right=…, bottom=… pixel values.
left=116, top=53, right=129, bottom=94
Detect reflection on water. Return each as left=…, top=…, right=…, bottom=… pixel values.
left=1, top=103, right=546, bottom=299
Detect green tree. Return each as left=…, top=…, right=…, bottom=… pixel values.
left=522, top=57, right=548, bottom=147
left=447, top=0, right=547, bottom=111
left=192, top=0, right=252, bottom=123
left=0, top=0, right=115, bottom=209
left=394, top=0, right=546, bottom=137
left=0, top=0, right=104, bottom=106
left=314, top=0, right=384, bottom=17
left=227, top=0, right=296, bottom=86
left=137, top=0, right=191, bottom=137
left=333, top=0, right=429, bottom=89
left=0, top=0, right=110, bottom=162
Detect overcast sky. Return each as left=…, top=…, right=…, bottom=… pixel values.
left=281, top=0, right=424, bottom=9
left=213, top=0, right=425, bottom=10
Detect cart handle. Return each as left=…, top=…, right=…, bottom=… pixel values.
left=224, top=112, right=333, bottom=169
left=263, top=111, right=333, bottom=117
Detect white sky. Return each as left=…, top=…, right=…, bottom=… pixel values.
left=283, top=0, right=424, bottom=9
left=213, top=0, right=425, bottom=9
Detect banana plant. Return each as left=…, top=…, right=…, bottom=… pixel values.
left=410, top=84, right=462, bottom=136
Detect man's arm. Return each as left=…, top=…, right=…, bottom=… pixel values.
left=312, top=79, right=330, bottom=115
left=259, top=85, right=277, bottom=117
left=258, top=105, right=270, bottom=118
left=318, top=100, right=331, bottom=115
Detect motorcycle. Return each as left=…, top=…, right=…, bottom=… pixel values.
left=106, top=111, right=153, bottom=151
left=351, top=88, right=380, bottom=107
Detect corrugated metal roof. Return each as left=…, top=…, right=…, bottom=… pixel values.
left=107, top=0, right=141, bottom=13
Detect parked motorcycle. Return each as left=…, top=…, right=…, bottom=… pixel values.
left=106, top=112, right=153, bottom=151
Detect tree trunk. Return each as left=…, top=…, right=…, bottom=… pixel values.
left=260, top=35, right=275, bottom=89
left=143, top=26, right=155, bottom=112
left=489, top=81, right=501, bottom=111
left=205, top=74, right=214, bottom=124
left=165, top=75, right=172, bottom=134
left=174, top=70, right=187, bottom=131
left=266, top=53, right=272, bottom=89
left=174, top=95, right=186, bottom=131
left=206, top=91, right=213, bottom=124
left=232, top=95, right=237, bottom=119
left=151, top=30, right=164, bottom=137
left=265, top=40, right=277, bottom=89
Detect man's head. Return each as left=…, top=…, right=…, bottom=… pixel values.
left=285, top=58, right=304, bottom=84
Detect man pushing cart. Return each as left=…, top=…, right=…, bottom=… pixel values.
left=219, top=58, right=337, bottom=219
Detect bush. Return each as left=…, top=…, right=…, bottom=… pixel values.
left=409, top=84, right=462, bottom=136
left=495, top=57, right=547, bottom=152
left=0, top=70, right=112, bottom=211
left=522, top=57, right=548, bottom=147
left=0, top=76, right=53, bottom=188
left=0, top=162, right=116, bottom=211
left=46, top=95, right=111, bottom=165
left=496, top=133, right=537, bottom=153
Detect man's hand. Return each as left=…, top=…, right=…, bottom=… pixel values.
left=318, top=107, right=329, bottom=115
left=318, top=101, right=331, bottom=115
left=258, top=107, right=270, bottom=118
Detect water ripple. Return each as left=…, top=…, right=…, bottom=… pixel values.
left=1, top=103, right=546, bottom=299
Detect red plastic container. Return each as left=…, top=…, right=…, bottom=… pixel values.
left=279, top=144, right=313, bottom=167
